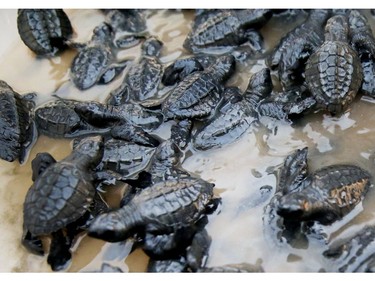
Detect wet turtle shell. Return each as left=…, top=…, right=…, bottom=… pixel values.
left=0, top=80, right=35, bottom=163
left=88, top=176, right=216, bottom=242
left=161, top=55, right=235, bottom=120
left=23, top=135, right=104, bottom=235
left=35, top=99, right=107, bottom=138
left=305, top=15, right=363, bottom=115
left=277, top=164, right=372, bottom=225
left=17, top=9, right=73, bottom=57
left=184, top=9, right=272, bottom=53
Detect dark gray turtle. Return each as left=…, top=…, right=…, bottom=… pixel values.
left=74, top=100, right=164, bottom=132
left=0, top=80, right=36, bottom=163
left=144, top=139, right=190, bottom=186
left=70, top=23, right=128, bottom=90
left=193, top=68, right=272, bottom=150
left=267, top=9, right=331, bottom=90
left=35, top=99, right=109, bottom=138
left=161, top=55, right=235, bottom=120
left=323, top=224, right=375, bottom=272
left=277, top=163, right=371, bottom=225
left=106, top=37, right=166, bottom=107
left=305, top=15, right=363, bottom=115
left=88, top=176, right=217, bottom=242
left=184, top=9, right=272, bottom=54
left=22, top=136, right=105, bottom=270
left=98, top=138, right=156, bottom=180
left=161, top=54, right=216, bottom=86
left=271, top=147, right=372, bottom=226
left=147, top=228, right=211, bottom=272
left=348, top=10, right=375, bottom=97
left=17, top=9, right=73, bottom=57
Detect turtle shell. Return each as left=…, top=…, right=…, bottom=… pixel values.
left=23, top=161, right=96, bottom=235
left=70, top=45, right=112, bottom=90
left=35, top=100, right=82, bottom=138
left=277, top=164, right=371, bottom=224
left=124, top=56, right=163, bottom=103
left=0, top=81, right=35, bottom=163
left=17, top=9, right=73, bottom=57
left=305, top=41, right=363, bottom=115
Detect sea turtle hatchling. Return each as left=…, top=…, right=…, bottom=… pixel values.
left=34, top=98, right=109, bottom=139
left=184, top=9, right=272, bottom=54
left=106, top=36, right=166, bottom=107
left=88, top=176, right=218, bottom=243
left=17, top=9, right=73, bottom=57
left=22, top=136, right=105, bottom=271
left=0, top=80, right=36, bottom=163
left=304, top=15, right=363, bottom=115
left=70, top=22, right=128, bottom=90
left=276, top=148, right=372, bottom=225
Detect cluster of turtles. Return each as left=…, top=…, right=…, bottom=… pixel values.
left=2, top=8, right=375, bottom=272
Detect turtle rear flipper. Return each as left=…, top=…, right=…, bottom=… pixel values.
left=31, top=152, right=57, bottom=181
left=21, top=229, right=44, bottom=256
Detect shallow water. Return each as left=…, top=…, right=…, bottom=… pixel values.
left=1, top=9, right=375, bottom=272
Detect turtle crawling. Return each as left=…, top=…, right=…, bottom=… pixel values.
left=22, top=136, right=105, bottom=271
left=88, top=176, right=218, bottom=242
left=70, top=23, right=128, bottom=90
left=0, top=80, right=36, bottom=163
left=275, top=148, right=372, bottom=225
left=305, top=15, right=363, bottom=115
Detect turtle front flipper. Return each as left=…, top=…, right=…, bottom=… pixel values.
left=110, top=120, right=161, bottom=147
left=31, top=152, right=57, bottom=181
left=98, top=60, right=130, bottom=85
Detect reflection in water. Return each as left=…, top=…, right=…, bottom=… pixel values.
left=1, top=9, right=375, bottom=273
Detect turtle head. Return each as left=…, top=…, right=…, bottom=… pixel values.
left=325, top=15, right=349, bottom=42
left=73, top=135, right=104, bottom=168
left=277, top=192, right=312, bottom=221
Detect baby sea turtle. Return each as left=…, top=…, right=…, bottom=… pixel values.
left=0, top=80, right=36, bottom=163
left=267, top=9, right=330, bottom=90
left=147, top=228, right=211, bottom=272
left=88, top=176, right=217, bottom=242
left=193, top=68, right=272, bottom=150
left=276, top=148, right=372, bottom=225
left=70, top=23, right=128, bottom=90
left=161, top=54, right=235, bottom=120
left=106, top=37, right=166, bottom=107
left=74, top=100, right=164, bottom=132
left=184, top=9, right=272, bottom=54
left=17, top=9, right=73, bottom=57
left=99, top=138, right=156, bottom=180
left=305, top=15, right=363, bottom=115
left=35, top=99, right=109, bottom=138
left=22, top=136, right=104, bottom=270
